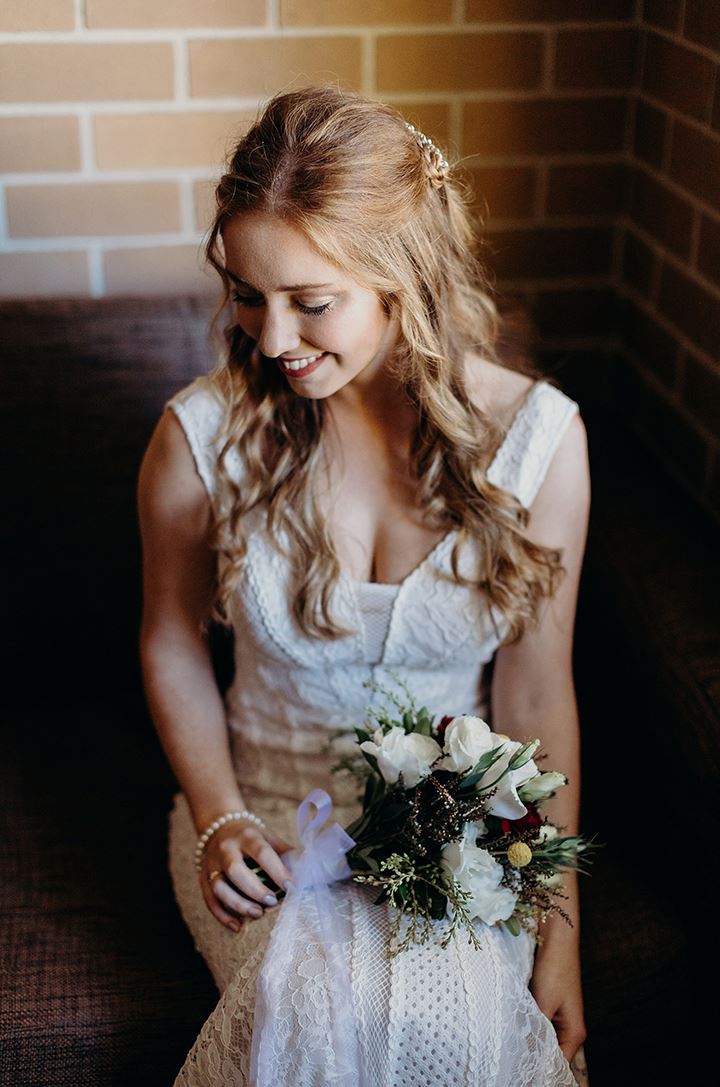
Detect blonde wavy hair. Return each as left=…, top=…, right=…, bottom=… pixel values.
left=202, top=85, right=565, bottom=642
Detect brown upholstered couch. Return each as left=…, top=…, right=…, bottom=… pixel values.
left=2, top=298, right=717, bottom=1085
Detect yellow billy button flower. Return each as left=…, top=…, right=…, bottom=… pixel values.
left=507, top=842, right=533, bottom=868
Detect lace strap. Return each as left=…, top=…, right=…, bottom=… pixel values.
left=486, top=381, right=579, bottom=510
left=164, top=374, right=228, bottom=509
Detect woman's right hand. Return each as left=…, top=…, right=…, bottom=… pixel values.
left=200, top=820, right=294, bottom=932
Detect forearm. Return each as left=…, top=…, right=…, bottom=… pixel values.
left=140, top=627, right=246, bottom=833
left=495, top=677, right=582, bottom=940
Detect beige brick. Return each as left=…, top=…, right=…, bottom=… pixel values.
left=193, top=179, right=218, bottom=233
left=94, top=111, right=254, bottom=170
left=0, top=43, right=173, bottom=104
left=7, top=182, right=182, bottom=238
left=189, top=37, right=362, bottom=98
left=376, top=32, right=542, bottom=93
left=0, top=251, right=89, bottom=298
left=391, top=101, right=451, bottom=152
left=0, top=1, right=74, bottom=32
left=0, top=116, right=81, bottom=173
left=104, top=245, right=217, bottom=295
left=86, top=0, right=265, bottom=29
left=280, top=0, right=452, bottom=26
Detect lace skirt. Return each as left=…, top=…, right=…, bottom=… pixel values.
left=169, top=791, right=585, bottom=1086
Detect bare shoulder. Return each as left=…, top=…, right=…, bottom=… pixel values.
left=529, top=410, right=591, bottom=543
left=463, top=351, right=536, bottom=427
left=137, top=406, right=210, bottom=524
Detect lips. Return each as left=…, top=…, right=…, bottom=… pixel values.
left=278, top=352, right=328, bottom=379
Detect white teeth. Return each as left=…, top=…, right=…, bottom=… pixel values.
left=283, top=353, right=322, bottom=371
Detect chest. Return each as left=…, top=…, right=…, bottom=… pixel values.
left=317, top=436, right=448, bottom=585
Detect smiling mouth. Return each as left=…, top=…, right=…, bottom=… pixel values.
left=277, top=352, right=328, bottom=378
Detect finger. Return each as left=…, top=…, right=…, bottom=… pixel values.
left=225, top=856, right=279, bottom=905
left=244, top=836, right=294, bottom=889
left=212, top=877, right=265, bottom=920
left=263, top=827, right=294, bottom=854
left=559, top=1029, right=586, bottom=1063
left=200, top=880, right=243, bottom=932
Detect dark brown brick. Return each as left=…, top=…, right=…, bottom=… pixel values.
left=684, top=1, right=720, bottom=53
left=484, top=226, right=612, bottom=279
left=643, top=0, right=683, bottom=32
left=622, top=227, right=656, bottom=297
left=634, top=98, right=668, bottom=169
left=669, top=121, right=720, bottom=211
left=623, top=300, right=680, bottom=387
left=682, top=351, right=720, bottom=437
left=376, top=32, right=542, bottom=93
left=630, top=166, right=694, bottom=258
left=463, top=97, right=627, bottom=156
left=642, top=30, right=715, bottom=123
left=533, top=288, right=618, bottom=336
left=613, top=362, right=708, bottom=492
left=659, top=262, right=720, bottom=359
left=555, top=28, right=638, bottom=90
left=464, top=0, right=633, bottom=21
left=546, top=162, right=628, bottom=216
left=465, top=165, right=536, bottom=220
left=697, top=214, right=720, bottom=290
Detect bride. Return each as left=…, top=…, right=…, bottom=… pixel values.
left=138, top=86, right=590, bottom=1085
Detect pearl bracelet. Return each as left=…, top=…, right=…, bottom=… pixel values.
left=194, top=810, right=267, bottom=871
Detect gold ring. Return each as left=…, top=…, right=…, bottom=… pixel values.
left=207, top=868, right=223, bottom=884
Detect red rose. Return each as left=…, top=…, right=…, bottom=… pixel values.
left=436, top=715, right=455, bottom=743
left=501, top=802, right=542, bottom=836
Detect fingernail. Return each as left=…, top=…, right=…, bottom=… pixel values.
left=248, top=906, right=263, bottom=918
left=283, top=879, right=295, bottom=893
left=229, top=921, right=240, bottom=932
left=263, top=894, right=278, bottom=907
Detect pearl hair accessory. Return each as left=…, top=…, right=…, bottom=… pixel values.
left=194, top=810, right=267, bottom=871
left=404, top=122, right=450, bottom=187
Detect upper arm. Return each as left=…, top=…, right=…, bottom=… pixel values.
left=491, top=412, right=591, bottom=727
left=137, top=408, right=218, bottom=642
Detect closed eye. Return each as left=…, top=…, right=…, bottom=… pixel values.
left=231, top=291, right=333, bottom=317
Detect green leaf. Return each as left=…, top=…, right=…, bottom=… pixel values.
left=508, top=738, right=541, bottom=770
left=361, top=750, right=380, bottom=776
left=503, top=914, right=521, bottom=937
left=457, top=747, right=507, bottom=791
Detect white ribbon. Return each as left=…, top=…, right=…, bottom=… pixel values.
left=249, top=789, right=368, bottom=1086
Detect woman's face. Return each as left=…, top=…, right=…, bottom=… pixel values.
left=222, top=212, right=399, bottom=400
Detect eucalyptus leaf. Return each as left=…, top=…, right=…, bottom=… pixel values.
left=503, top=914, right=521, bottom=936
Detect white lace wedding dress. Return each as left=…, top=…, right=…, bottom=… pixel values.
left=165, top=374, right=588, bottom=1086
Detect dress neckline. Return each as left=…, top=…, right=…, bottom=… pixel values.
left=349, top=379, right=543, bottom=590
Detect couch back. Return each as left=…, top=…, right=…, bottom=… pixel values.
left=3, top=298, right=219, bottom=709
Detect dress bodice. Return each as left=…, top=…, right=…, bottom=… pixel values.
left=165, top=374, right=579, bottom=806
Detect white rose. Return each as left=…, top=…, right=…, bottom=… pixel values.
left=482, top=740, right=539, bottom=820
left=441, top=824, right=517, bottom=926
left=438, top=715, right=495, bottom=774
left=517, top=771, right=567, bottom=804
left=359, top=726, right=442, bottom=789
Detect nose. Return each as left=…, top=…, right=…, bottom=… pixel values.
left=254, top=303, right=301, bottom=360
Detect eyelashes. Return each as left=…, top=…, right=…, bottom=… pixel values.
left=231, top=292, right=333, bottom=317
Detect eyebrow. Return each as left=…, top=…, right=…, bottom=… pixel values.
left=225, top=270, right=336, bottom=292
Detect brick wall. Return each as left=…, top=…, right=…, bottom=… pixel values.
left=617, top=0, right=720, bottom=520
left=0, top=1, right=635, bottom=301
left=0, top=1, right=717, bottom=519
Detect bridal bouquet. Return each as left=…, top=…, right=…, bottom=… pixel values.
left=330, top=680, right=596, bottom=954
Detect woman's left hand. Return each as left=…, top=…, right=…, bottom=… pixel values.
left=530, top=935, right=586, bottom=1065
